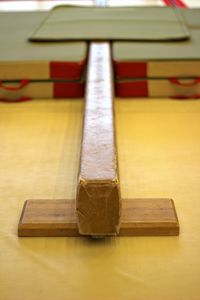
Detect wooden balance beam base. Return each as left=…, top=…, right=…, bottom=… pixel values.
left=18, top=43, right=179, bottom=237
left=18, top=199, right=179, bottom=237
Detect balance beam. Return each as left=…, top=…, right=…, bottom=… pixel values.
left=18, top=42, right=179, bottom=237
left=76, top=43, right=121, bottom=236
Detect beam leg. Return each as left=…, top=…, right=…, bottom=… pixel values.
left=18, top=199, right=179, bottom=237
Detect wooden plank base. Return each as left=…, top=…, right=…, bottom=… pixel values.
left=18, top=199, right=179, bottom=237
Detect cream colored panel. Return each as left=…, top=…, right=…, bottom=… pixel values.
left=0, top=61, right=49, bottom=80
left=148, top=61, right=200, bottom=77
left=148, top=78, right=200, bottom=97
left=0, top=80, right=53, bottom=99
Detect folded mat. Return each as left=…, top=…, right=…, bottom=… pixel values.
left=30, top=6, right=189, bottom=41
left=116, top=78, right=200, bottom=99
left=113, top=8, right=200, bottom=78
left=0, top=11, right=87, bottom=81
